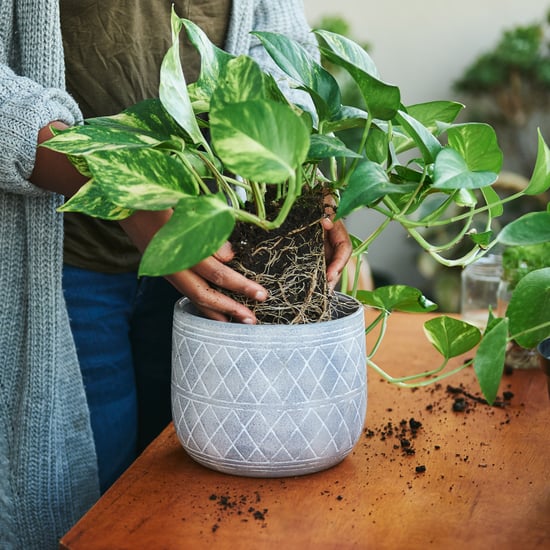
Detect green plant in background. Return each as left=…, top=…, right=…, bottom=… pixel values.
left=502, top=241, right=550, bottom=289
left=454, top=8, right=550, bottom=127
left=44, top=8, right=550, bottom=405
left=454, top=7, right=550, bottom=179
left=417, top=9, right=550, bottom=310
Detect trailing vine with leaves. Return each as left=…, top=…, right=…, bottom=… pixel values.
left=45, top=8, right=550, bottom=404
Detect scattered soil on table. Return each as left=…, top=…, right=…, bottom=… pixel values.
left=207, top=490, right=268, bottom=533
left=204, top=375, right=523, bottom=532
left=363, top=380, right=517, bottom=476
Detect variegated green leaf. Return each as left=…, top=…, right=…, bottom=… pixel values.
left=392, top=102, right=462, bottom=154
left=395, top=110, right=443, bottom=163
left=323, top=105, right=368, bottom=133
left=210, top=100, right=309, bottom=183
left=159, top=9, right=205, bottom=145
left=86, top=148, right=198, bottom=210
left=336, top=160, right=417, bottom=218
left=405, top=101, right=464, bottom=130
left=253, top=30, right=341, bottom=119
left=432, top=148, right=498, bottom=190
left=525, top=129, right=550, bottom=195
left=356, top=285, right=437, bottom=313
left=480, top=185, right=504, bottom=217
left=211, top=56, right=286, bottom=107
left=469, top=231, right=493, bottom=248
left=316, top=29, right=380, bottom=77
left=181, top=18, right=235, bottom=99
left=58, top=181, right=133, bottom=220
left=315, top=29, right=400, bottom=121
left=307, top=134, right=361, bottom=161
left=473, top=317, right=508, bottom=405
left=45, top=124, right=160, bottom=156
left=90, top=99, right=187, bottom=139
left=424, top=316, right=481, bottom=358
left=447, top=123, right=503, bottom=173
left=506, top=267, right=550, bottom=349
left=497, top=211, right=550, bottom=246
left=139, top=194, right=235, bottom=276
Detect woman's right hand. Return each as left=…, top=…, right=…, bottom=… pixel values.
left=166, top=242, right=268, bottom=324
left=119, top=211, right=268, bottom=324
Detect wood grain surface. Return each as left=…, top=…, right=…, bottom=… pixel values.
left=60, top=312, right=550, bottom=549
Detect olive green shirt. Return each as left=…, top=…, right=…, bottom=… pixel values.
left=61, top=0, right=231, bottom=272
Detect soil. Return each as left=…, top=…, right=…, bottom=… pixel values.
left=224, top=188, right=331, bottom=324
left=207, top=491, right=268, bottom=532
left=201, top=379, right=521, bottom=534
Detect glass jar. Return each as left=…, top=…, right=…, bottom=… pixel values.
left=460, top=254, right=502, bottom=329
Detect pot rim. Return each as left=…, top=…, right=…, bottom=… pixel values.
left=173, top=291, right=364, bottom=334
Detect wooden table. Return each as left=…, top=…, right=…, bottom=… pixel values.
left=60, top=312, right=550, bottom=549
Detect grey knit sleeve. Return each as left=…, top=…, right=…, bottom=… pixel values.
left=225, top=0, right=319, bottom=106
left=0, top=64, right=82, bottom=196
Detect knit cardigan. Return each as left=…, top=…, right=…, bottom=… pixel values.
left=0, top=1, right=314, bottom=548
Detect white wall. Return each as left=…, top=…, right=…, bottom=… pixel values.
left=304, top=0, right=546, bottom=105
left=303, top=0, right=549, bottom=292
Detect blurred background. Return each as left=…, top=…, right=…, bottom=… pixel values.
left=303, top=0, right=550, bottom=311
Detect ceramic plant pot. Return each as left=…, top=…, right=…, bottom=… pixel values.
left=537, top=338, right=550, bottom=399
left=171, top=292, right=367, bottom=477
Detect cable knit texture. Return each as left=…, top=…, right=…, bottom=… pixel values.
left=0, top=1, right=315, bottom=548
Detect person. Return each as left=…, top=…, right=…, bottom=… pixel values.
left=0, top=1, right=351, bottom=548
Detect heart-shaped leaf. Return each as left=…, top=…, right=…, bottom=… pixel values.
left=315, top=30, right=400, bottom=121
left=356, top=285, right=437, bottom=313
left=525, top=129, right=550, bottom=195
left=497, top=211, right=550, bottom=246
left=446, top=123, right=503, bottom=173
left=86, top=148, right=197, bottom=210
left=473, top=317, right=508, bottom=405
left=506, top=267, right=550, bottom=349
left=337, top=161, right=417, bottom=218
left=253, top=30, right=341, bottom=120
left=210, top=100, right=309, bottom=182
left=308, top=134, right=361, bottom=161
left=424, top=316, right=481, bottom=358
left=433, top=148, right=498, bottom=190
left=159, top=9, right=205, bottom=145
left=58, top=181, right=133, bottom=220
left=139, top=194, right=234, bottom=276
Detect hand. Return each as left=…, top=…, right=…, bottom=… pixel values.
left=166, top=243, right=268, bottom=324
left=119, top=211, right=267, bottom=324
left=321, top=216, right=352, bottom=291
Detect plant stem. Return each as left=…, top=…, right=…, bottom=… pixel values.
left=354, top=217, right=392, bottom=256
left=367, top=358, right=470, bottom=388
left=509, top=320, right=550, bottom=342
left=405, top=190, right=526, bottom=229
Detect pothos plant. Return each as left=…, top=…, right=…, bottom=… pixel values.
left=45, top=8, right=550, bottom=405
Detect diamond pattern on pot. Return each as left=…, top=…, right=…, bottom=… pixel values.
left=172, top=390, right=365, bottom=463
left=171, top=294, right=367, bottom=475
left=173, top=335, right=364, bottom=405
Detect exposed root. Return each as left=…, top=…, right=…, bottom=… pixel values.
left=224, top=191, right=331, bottom=324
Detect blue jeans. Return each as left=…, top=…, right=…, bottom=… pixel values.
left=63, top=265, right=181, bottom=492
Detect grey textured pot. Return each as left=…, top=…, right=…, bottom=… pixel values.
left=171, top=292, right=367, bottom=477
left=537, top=337, right=550, bottom=399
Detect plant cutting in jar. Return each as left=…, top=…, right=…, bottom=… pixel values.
left=44, top=8, right=550, bottom=407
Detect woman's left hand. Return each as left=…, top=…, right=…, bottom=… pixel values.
left=321, top=216, right=352, bottom=291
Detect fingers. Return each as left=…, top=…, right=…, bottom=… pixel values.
left=167, top=256, right=268, bottom=324
left=324, top=219, right=352, bottom=290
left=212, top=241, right=234, bottom=263
left=193, top=255, right=267, bottom=301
